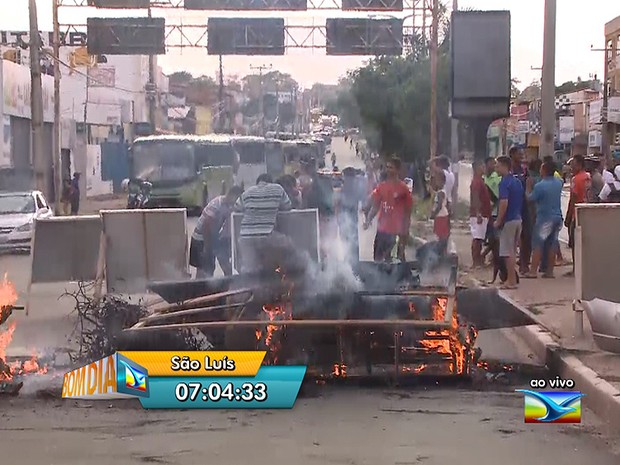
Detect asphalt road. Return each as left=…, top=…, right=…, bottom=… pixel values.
left=1, top=137, right=619, bottom=464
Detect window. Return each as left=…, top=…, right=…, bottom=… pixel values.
left=36, top=194, right=48, bottom=210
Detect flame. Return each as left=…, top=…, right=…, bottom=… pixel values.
left=255, top=267, right=295, bottom=364
left=419, top=297, right=475, bottom=375
left=0, top=275, right=48, bottom=381
left=402, top=364, right=427, bottom=374
left=259, top=302, right=292, bottom=364
left=332, top=363, right=347, bottom=378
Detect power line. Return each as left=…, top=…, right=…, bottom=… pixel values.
left=42, top=49, right=189, bottom=119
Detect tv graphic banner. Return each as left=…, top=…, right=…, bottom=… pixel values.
left=62, top=352, right=306, bottom=409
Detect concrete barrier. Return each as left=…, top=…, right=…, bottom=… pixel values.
left=101, top=209, right=188, bottom=294
left=230, top=209, right=320, bottom=273
left=31, top=216, right=102, bottom=283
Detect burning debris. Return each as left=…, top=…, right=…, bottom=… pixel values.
left=0, top=275, right=49, bottom=395
left=122, top=256, right=483, bottom=382
left=418, top=297, right=478, bottom=376
left=65, top=282, right=208, bottom=365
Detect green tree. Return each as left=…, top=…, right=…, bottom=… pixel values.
left=555, top=78, right=598, bottom=95
left=344, top=37, right=451, bottom=164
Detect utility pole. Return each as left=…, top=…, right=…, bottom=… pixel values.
left=449, top=0, right=459, bottom=204
left=146, top=4, right=157, bottom=134
left=52, top=0, right=62, bottom=214
left=218, top=54, right=224, bottom=133
left=602, top=54, right=611, bottom=160
left=28, top=0, right=47, bottom=195
left=450, top=0, right=459, bottom=162
left=250, top=64, right=271, bottom=136
left=540, top=0, right=557, bottom=159
left=275, top=80, right=280, bottom=138
left=293, top=85, right=298, bottom=136
left=429, top=0, right=438, bottom=159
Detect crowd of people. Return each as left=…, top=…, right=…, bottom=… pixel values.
left=467, top=147, right=620, bottom=289
left=189, top=154, right=415, bottom=277
left=189, top=140, right=620, bottom=281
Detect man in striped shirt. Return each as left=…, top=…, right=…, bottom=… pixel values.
left=235, top=174, right=295, bottom=274
left=190, top=185, right=243, bottom=278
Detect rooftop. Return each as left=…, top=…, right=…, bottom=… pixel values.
left=605, top=16, right=620, bottom=37
left=134, top=134, right=234, bottom=144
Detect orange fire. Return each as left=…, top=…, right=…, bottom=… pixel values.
left=255, top=267, right=295, bottom=364
left=259, top=302, right=292, bottom=364
left=332, top=363, right=347, bottom=378
left=0, top=275, right=48, bottom=381
left=419, top=297, right=474, bottom=375
left=402, top=364, right=427, bottom=374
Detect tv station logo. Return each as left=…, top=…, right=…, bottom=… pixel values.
left=62, top=353, right=149, bottom=400
left=516, top=376, right=584, bottom=424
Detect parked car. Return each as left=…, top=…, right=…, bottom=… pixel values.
left=0, top=191, right=53, bottom=251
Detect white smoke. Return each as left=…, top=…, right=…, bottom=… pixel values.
left=299, top=216, right=363, bottom=297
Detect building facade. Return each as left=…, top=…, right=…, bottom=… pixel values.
left=605, top=16, right=620, bottom=156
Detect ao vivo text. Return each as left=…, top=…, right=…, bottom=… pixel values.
left=529, top=376, right=576, bottom=389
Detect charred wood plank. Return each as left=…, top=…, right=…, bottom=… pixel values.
left=156, top=288, right=254, bottom=314
left=123, top=319, right=454, bottom=333
left=141, top=302, right=250, bottom=326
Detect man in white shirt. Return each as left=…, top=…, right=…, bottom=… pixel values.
left=599, top=165, right=620, bottom=202
left=433, top=155, right=455, bottom=206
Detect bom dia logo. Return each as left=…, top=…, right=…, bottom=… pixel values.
left=62, top=353, right=149, bottom=399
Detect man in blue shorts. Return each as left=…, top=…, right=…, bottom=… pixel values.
left=494, top=156, right=524, bottom=289
left=523, top=160, right=563, bottom=279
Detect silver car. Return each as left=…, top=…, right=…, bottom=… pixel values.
left=0, top=191, right=53, bottom=251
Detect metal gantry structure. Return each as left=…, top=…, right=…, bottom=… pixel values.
left=52, top=0, right=441, bottom=164
left=57, top=0, right=437, bottom=52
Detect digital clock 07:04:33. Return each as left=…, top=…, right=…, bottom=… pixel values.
left=136, top=366, right=306, bottom=409
left=175, top=381, right=267, bottom=403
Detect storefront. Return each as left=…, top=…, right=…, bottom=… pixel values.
left=0, top=60, right=55, bottom=196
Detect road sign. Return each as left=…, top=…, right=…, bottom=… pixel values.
left=185, top=0, right=306, bottom=9
left=341, top=0, right=403, bottom=11
left=87, top=0, right=150, bottom=7
left=87, top=17, right=166, bottom=55
left=451, top=11, right=511, bottom=120
left=326, top=18, right=402, bottom=56
left=207, top=18, right=285, bottom=55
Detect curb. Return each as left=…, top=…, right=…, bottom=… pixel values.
left=412, top=232, right=620, bottom=431
left=463, top=273, right=620, bottom=432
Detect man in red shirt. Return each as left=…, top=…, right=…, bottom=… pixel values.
left=363, top=157, right=414, bottom=262
left=564, top=154, right=591, bottom=276
left=470, top=160, right=492, bottom=268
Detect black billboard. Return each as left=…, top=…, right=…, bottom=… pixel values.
left=451, top=11, right=511, bottom=119
left=185, top=0, right=306, bottom=10
left=87, top=0, right=150, bottom=7
left=87, top=17, right=166, bottom=55
left=207, top=18, right=285, bottom=55
left=326, top=18, right=402, bottom=56
left=341, top=0, right=403, bottom=11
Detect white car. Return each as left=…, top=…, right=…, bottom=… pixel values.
left=0, top=191, right=53, bottom=251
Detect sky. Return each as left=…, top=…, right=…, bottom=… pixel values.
left=3, top=0, right=619, bottom=89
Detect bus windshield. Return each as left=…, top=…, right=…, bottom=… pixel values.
left=132, top=141, right=196, bottom=182
left=199, top=143, right=238, bottom=168
left=265, top=141, right=284, bottom=174
left=233, top=141, right=265, bottom=164
left=297, top=143, right=316, bottom=160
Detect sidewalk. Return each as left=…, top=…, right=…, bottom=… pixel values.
left=70, top=194, right=126, bottom=215
left=442, top=222, right=620, bottom=432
